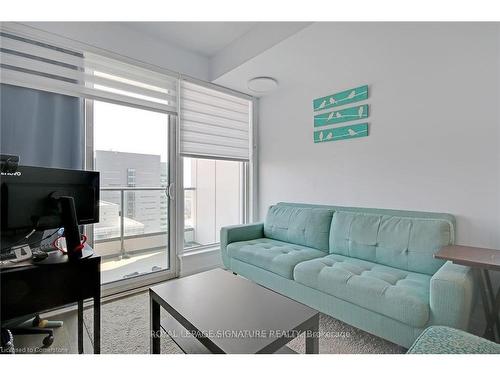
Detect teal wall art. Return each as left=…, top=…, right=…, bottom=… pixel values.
left=314, top=104, right=369, bottom=127
left=314, top=123, right=368, bottom=143
left=313, top=85, right=368, bottom=112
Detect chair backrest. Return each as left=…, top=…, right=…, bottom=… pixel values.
left=271, top=202, right=456, bottom=275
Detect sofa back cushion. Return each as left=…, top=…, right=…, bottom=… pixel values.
left=264, top=205, right=333, bottom=251
left=329, top=211, right=454, bottom=275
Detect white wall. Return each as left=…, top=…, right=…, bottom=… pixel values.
left=237, top=23, right=500, bottom=334
left=19, top=22, right=210, bottom=80
left=254, top=23, right=500, bottom=250
left=209, top=22, right=312, bottom=80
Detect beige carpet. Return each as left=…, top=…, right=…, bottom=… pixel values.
left=83, top=291, right=406, bottom=354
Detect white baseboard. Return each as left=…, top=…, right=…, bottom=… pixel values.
left=178, top=247, right=224, bottom=277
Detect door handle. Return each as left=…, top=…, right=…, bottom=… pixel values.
left=167, top=183, right=175, bottom=200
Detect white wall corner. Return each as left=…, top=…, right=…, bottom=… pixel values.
left=209, top=22, right=313, bottom=81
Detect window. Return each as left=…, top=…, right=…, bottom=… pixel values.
left=183, top=157, right=246, bottom=250
left=1, top=24, right=254, bottom=288
left=179, top=80, right=252, bottom=252
left=91, top=100, right=171, bottom=284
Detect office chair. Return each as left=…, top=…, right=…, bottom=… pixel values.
left=2, top=314, right=63, bottom=348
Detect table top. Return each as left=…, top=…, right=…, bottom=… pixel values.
left=435, top=245, right=500, bottom=271
left=150, top=268, right=318, bottom=354
left=1, top=244, right=99, bottom=272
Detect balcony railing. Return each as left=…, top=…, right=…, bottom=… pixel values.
left=95, top=186, right=195, bottom=259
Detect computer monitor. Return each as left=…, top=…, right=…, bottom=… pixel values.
left=0, top=165, right=99, bottom=258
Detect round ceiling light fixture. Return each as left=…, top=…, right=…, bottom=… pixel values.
left=247, top=77, right=278, bottom=94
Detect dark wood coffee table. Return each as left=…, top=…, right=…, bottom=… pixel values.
left=435, top=245, right=500, bottom=342
left=149, top=268, right=319, bottom=354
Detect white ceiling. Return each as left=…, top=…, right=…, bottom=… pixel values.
left=213, top=23, right=489, bottom=98
left=119, top=22, right=258, bottom=57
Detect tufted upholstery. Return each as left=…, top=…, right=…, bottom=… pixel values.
left=329, top=211, right=454, bottom=275
left=294, top=254, right=431, bottom=327
left=264, top=205, right=333, bottom=251
left=220, top=203, right=472, bottom=347
left=407, top=326, right=500, bottom=354
left=227, top=238, right=325, bottom=279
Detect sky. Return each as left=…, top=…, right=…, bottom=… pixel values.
left=93, top=100, right=195, bottom=186
left=93, top=101, right=169, bottom=162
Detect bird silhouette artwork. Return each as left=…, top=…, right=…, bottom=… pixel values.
left=314, top=105, right=368, bottom=127
left=314, top=123, right=368, bottom=143
left=318, top=131, right=334, bottom=142
left=313, top=85, right=368, bottom=112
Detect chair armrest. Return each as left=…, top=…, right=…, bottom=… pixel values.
left=220, top=222, right=264, bottom=268
left=429, top=261, right=474, bottom=329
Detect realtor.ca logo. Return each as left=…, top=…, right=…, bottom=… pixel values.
left=1, top=171, right=22, bottom=176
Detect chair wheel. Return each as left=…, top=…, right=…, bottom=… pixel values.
left=42, top=334, right=54, bottom=348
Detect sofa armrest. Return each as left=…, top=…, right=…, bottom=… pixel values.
left=429, top=261, right=474, bottom=329
left=220, top=222, right=264, bottom=268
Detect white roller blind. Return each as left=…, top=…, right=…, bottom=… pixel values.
left=0, top=32, right=178, bottom=114
left=180, top=80, right=251, bottom=160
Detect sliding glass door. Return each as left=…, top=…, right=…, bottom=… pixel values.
left=86, top=100, right=176, bottom=287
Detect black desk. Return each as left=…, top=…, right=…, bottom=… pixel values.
left=1, top=250, right=101, bottom=353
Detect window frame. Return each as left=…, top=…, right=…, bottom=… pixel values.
left=84, top=98, right=179, bottom=295
left=178, top=77, right=255, bottom=255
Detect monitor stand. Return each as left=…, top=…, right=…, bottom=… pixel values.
left=46, top=193, right=94, bottom=263
left=58, top=196, right=83, bottom=260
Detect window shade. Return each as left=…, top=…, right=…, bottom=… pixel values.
left=0, top=32, right=178, bottom=114
left=180, top=80, right=251, bottom=160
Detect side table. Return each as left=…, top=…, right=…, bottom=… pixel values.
left=435, top=245, right=500, bottom=342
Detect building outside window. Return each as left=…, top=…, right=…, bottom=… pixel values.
left=183, top=157, right=245, bottom=250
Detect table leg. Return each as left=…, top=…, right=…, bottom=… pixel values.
left=94, top=294, right=101, bottom=354
left=150, top=294, right=161, bottom=354
left=305, top=314, right=319, bottom=354
left=495, top=287, right=500, bottom=341
left=77, top=300, right=84, bottom=354
left=482, top=269, right=500, bottom=342
left=475, top=269, right=499, bottom=342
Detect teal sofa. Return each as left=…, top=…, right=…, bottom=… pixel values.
left=220, top=202, right=475, bottom=348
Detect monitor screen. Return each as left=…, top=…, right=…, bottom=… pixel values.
left=0, top=165, right=99, bottom=231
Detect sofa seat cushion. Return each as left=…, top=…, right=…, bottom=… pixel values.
left=293, top=254, right=431, bottom=327
left=227, top=238, right=326, bottom=279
